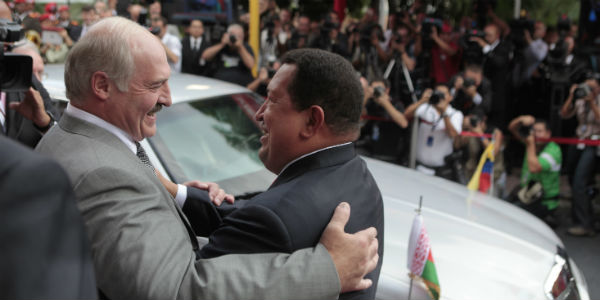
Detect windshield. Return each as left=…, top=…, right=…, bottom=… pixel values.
left=149, top=93, right=275, bottom=195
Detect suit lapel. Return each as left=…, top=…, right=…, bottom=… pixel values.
left=270, top=143, right=356, bottom=189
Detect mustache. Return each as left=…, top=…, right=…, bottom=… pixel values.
left=148, top=103, right=163, bottom=114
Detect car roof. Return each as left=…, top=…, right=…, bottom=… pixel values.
left=43, top=64, right=252, bottom=103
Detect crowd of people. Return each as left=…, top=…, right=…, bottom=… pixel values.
left=6, top=0, right=600, bottom=240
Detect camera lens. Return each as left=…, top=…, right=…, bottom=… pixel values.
left=229, top=35, right=237, bottom=44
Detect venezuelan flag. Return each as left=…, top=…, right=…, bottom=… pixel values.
left=467, top=142, right=495, bottom=194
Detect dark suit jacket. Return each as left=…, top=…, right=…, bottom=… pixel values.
left=483, top=40, right=512, bottom=128
left=199, top=144, right=385, bottom=300
left=181, top=35, right=209, bottom=76
left=3, top=75, right=60, bottom=148
left=0, top=135, right=96, bottom=299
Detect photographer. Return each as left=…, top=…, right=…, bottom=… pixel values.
left=449, top=64, right=492, bottom=116
left=3, top=43, right=60, bottom=148
left=384, top=22, right=417, bottom=106
left=309, top=16, right=349, bottom=59
left=246, top=60, right=280, bottom=98
left=151, top=16, right=181, bottom=73
left=404, top=85, right=464, bottom=181
left=559, top=78, right=600, bottom=236
left=359, top=78, right=408, bottom=162
left=202, top=23, right=255, bottom=86
left=351, top=23, right=386, bottom=81
left=259, top=15, right=286, bottom=68
left=508, top=115, right=562, bottom=222
left=457, top=112, right=505, bottom=196
left=470, top=23, right=511, bottom=129
left=429, top=23, right=460, bottom=85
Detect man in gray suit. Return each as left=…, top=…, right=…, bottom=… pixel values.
left=36, top=16, right=379, bottom=299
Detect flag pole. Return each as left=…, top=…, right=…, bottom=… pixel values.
left=408, top=196, right=423, bottom=300
left=489, top=137, right=495, bottom=196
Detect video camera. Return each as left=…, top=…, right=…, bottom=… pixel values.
left=1, top=18, right=32, bottom=93
left=508, top=17, right=535, bottom=51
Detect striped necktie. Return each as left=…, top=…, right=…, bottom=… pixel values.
left=135, top=142, right=154, bottom=171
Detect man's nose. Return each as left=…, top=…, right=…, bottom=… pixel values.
left=159, top=82, right=172, bottom=107
left=255, top=102, right=266, bottom=122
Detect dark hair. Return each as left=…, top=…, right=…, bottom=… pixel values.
left=371, top=77, right=390, bottom=89
left=81, top=5, right=95, bottom=13
left=280, top=49, right=363, bottom=135
left=534, top=119, right=551, bottom=131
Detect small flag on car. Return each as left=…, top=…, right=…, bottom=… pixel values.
left=467, top=142, right=495, bottom=194
left=407, top=212, right=440, bottom=300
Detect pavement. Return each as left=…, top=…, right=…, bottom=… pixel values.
left=505, top=170, right=600, bottom=299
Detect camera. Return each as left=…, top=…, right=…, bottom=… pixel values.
left=149, top=26, right=160, bottom=36
left=463, top=77, right=476, bottom=88
left=229, top=34, right=237, bottom=44
left=573, top=83, right=592, bottom=99
left=429, top=90, right=445, bottom=105
left=373, top=86, right=385, bottom=98
left=267, top=68, right=276, bottom=78
left=519, top=124, right=532, bottom=138
left=461, top=29, right=485, bottom=64
left=1, top=19, right=33, bottom=93
left=469, top=115, right=481, bottom=128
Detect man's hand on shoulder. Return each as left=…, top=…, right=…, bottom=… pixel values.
left=185, top=180, right=235, bottom=206
left=320, top=202, right=379, bottom=293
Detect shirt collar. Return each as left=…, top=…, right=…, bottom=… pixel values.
left=278, top=142, right=352, bottom=176
left=65, top=103, right=137, bottom=154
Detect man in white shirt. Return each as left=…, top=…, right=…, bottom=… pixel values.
left=405, top=85, right=464, bottom=180
left=152, top=16, right=182, bottom=72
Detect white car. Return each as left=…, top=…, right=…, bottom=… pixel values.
left=43, top=64, right=589, bottom=300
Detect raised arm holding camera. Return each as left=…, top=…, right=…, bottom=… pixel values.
left=202, top=23, right=255, bottom=86
left=449, top=64, right=493, bottom=116
left=508, top=115, right=561, bottom=223
left=559, top=78, right=600, bottom=236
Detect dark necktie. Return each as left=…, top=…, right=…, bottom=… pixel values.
left=135, top=142, right=154, bottom=171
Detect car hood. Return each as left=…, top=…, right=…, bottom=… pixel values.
left=364, top=157, right=563, bottom=300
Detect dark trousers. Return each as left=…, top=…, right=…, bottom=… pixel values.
left=565, top=145, right=598, bottom=228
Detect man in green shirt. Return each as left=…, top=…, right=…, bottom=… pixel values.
left=509, top=115, right=562, bottom=220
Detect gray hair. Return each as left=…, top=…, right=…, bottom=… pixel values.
left=65, top=17, right=146, bottom=103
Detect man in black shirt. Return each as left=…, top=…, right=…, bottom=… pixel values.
left=201, top=23, right=255, bottom=86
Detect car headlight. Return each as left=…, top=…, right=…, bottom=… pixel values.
left=544, top=247, right=582, bottom=300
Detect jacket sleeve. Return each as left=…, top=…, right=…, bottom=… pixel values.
left=199, top=204, right=293, bottom=258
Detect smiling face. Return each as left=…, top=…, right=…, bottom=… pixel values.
left=108, top=34, right=172, bottom=141
left=254, top=64, right=306, bottom=174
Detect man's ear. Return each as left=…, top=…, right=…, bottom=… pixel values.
left=90, top=71, right=111, bottom=101
left=300, top=105, right=325, bottom=139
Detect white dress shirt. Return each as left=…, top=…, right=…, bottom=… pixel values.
left=65, top=103, right=188, bottom=205
left=162, top=32, right=182, bottom=73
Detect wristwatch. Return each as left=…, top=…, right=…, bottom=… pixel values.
left=34, top=111, right=56, bottom=132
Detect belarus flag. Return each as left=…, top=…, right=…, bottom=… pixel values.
left=407, top=214, right=441, bottom=300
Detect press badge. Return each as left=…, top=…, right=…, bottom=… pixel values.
left=427, top=136, right=434, bottom=147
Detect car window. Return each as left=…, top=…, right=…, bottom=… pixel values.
left=150, top=93, right=275, bottom=196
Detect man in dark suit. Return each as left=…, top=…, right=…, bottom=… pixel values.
left=3, top=45, right=60, bottom=148
left=471, top=23, right=512, bottom=129
left=0, top=135, right=96, bottom=298
left=181, top=19, right=209, bottom=76
left=198, top=49, right=385, bottom=300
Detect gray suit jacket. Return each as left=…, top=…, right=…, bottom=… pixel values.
left=35, top=113, right=340, bottom=300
